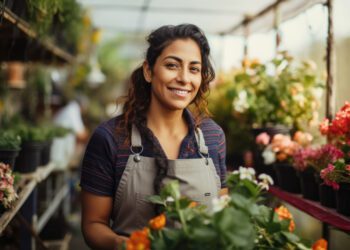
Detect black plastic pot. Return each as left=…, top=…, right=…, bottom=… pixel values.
left=0, top=149, right=19, bottom=169
left=336, top=183, right=350, bottom=216
left=40, top=140, right=52, bottom=166
left=315, top=175, right=336, bottom=208
left=299, top=168, right=319, bottom=201
left=14, top=141, right=44, bottom=173
left=274, top=162, right=301, bottom=193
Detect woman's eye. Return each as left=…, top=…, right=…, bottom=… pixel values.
left=166, top=63, right=178, bottom=69
left=190, top=67, right=201, bottom=73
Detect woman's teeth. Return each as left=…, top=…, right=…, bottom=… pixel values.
left=170, top=88, right=189, bottom=96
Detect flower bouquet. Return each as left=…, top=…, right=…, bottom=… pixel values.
left=0, top=162, right=19, bottom=213
left=122, top=167, right=321, bottom=250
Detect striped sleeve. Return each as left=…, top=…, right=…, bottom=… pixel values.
left=80, top=125, right=116, bottom=196
left=217, top=128, right=227, bottom=188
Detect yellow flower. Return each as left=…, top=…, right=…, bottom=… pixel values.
left=188, top=201, right=198, bottom=208
left=149, top=213, right=166, bottom=230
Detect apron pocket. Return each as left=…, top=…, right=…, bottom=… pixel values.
left=135, top=193, right=157, bottom=228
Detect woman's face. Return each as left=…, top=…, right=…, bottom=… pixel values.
left=144, top=38, right=202, bottom=112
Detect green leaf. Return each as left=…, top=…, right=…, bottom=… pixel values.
left=148, top=195, right=165, bottom=206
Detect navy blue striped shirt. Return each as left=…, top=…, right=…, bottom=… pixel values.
left=80, top=110, right=227, bottom=196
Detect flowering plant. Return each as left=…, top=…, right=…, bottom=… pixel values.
left=319, top=102, right=350, bottom=163
left=320, top=161, right=350, bottom=190
left=231, top=52, right=324, bottom=129
left=0, top=162, right=19, bottom=210
left=123, top=167, right=317, bottom=250
left=257, top=132, right=312, bottom=165
left=293, top=144, right=343, bottom=173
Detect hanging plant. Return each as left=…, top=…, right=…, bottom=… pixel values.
left=26, top=0, right=63, bottom=37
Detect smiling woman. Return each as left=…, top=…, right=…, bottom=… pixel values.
left=80, top=24, right=227, bottom=250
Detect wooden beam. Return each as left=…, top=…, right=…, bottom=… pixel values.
left=219, top=0, right=287, bottom=35
left=326, top=0, right=335, bottom=120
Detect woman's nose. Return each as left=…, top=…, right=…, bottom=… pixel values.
left=176, top=69, right=190, bottom=84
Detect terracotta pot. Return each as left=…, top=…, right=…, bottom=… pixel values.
left=7, top=62, right=26, bottom=89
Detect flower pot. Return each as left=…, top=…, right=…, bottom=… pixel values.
left=315, top=175, right=336, bottom=208
left=0, top=149, right=19, bottom=169
left=40, top=140, right=52, bottom=166
left=336, top=183, right=350, bottom=216
left=274, top=163, right=301, bottom=193
left=299, top=168, right=319, bottom=201
left=14, top=141, right=44, bottom=173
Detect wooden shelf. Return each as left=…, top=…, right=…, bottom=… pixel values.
left=0, top=7, right=74, bottom=63
left=269, top=186, right=350, bottom=232
left=0, top=163, right=56, bottom=235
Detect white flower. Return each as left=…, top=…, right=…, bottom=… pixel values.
left=311, top=87, right=323, bottom=99
left=258, top=174, right=274, bottom=185
left=262, top=147, right=276, bottom=165
left=166, top=196, right=175, bottom=203
left=233, top=90, right=249, bottom=113
left=258, top=182, right=269, bottom=191
left=212, top=194, right=231, bottom=213
left=238, top=166, right=255, bottom=181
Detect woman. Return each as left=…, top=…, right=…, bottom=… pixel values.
left=80, top=24, right=227, bottom=249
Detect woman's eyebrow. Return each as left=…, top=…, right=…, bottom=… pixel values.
left=163, top=55, right=201, bottom=65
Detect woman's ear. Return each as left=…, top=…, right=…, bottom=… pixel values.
left=143, top=61, right=152, bottom=83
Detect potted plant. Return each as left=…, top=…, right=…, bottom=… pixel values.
left=258, top=132, right=312, bottom=193
left=0, top=162, right=19, bottom=214
left=14, top=124, right=47, bottom=173
left=122, top=167, right=322, bottom=249
left=40, top=125, right=72, bottom=166
left=231, top=52, right=324, bottom=130
left=0, top=130, right=21, bottom=169
left=318, top=102, right=350, bottom=214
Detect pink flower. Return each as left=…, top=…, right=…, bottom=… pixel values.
left=319, top=118, right=329, bottom=135
left=346, top=165, right=350, bottom=171
left=256, top=132, right=270, bottom=145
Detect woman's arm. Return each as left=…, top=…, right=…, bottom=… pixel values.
left=81, top=190, right=128, bottom=250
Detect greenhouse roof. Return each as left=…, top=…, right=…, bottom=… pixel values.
left=78, top=0, right=324, bottom=36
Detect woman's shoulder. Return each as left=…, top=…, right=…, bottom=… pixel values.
left=91, top=114, right=126, bottom=144
left=199, top=117, right=224, bottom=135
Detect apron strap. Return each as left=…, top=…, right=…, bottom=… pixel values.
left=131, top=125, right=142, bottom=147
left=195, top=128, right=209, bottom=155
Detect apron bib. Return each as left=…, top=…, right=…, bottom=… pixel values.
left=111, top=125, right=220, bottom=235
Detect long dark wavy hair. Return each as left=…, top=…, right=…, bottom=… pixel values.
left=118, top=24, right=215, bottom=214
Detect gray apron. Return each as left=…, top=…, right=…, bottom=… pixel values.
left=111, top=125, right=221, bottom=235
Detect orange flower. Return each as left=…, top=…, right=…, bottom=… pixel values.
left=275, top=205, right=295, bottom=232
left=276, top=152, right=288, bottom=162
left=126, top=227, right=150, bottom=250
left=312, top=238, right=328, bottom=250
left=188, top=201, right=198, bottom=208
left=149, top=213, right=166, bottom=230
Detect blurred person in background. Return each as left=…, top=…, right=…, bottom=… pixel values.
left=50, top=87, right=89, bottom=169
left=80, top=24, right=227, bottom=249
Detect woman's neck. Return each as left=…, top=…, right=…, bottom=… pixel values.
left=146, top=103, right=187, bottom=137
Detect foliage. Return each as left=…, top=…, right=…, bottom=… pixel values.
left=123, top=167, right=315, bottom=250
left=230, top=52, right=324, bottom=129
left=208, top=72, right=253, bottom=157
left=0, top=130, right=21, bottom=150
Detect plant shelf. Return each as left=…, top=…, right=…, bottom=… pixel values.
left=269, top=186, right=350, bottom=232
left=0, top=7, right=74, bottom=63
